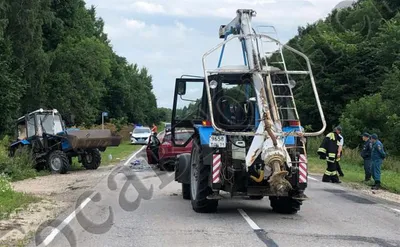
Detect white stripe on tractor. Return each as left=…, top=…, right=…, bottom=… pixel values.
left=299, top=166, right=307, bottom=176
left=299, top=155, right=308, bottom=183
left=213, top=155, right=221, bottom=164
left=213, top=154, right=222, bottom=183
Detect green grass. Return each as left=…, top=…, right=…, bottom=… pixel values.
left=308, top=156, right=400, bottom=194
left=100, top=141, right=142, bottom=165
left=0, top=175, right=40, bottom=220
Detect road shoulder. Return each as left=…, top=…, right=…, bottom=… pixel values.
left=0, top=163, right=125, bottom=246
left=309, top=173, right=400, bottom=208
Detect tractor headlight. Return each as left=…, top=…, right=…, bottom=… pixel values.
left=210, top=80, right=218, bottom=89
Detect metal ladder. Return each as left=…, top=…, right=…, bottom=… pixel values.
left=256, top=26, right=300, bottom=125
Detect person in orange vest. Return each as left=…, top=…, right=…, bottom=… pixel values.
left=151, top=123, right=158, bottom=134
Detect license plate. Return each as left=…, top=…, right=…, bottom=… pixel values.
left=209, top=135, right=226, bottom=148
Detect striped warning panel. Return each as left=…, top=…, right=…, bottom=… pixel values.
left=299, top=154, right=307, bottom=183
left=213, top=154, right=221, bottom=183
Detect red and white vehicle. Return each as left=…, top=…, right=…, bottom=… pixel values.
left=146, top=130, right=193, bottom=170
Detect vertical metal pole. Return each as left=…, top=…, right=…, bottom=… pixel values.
left=102, top=113, right=104, bottom=130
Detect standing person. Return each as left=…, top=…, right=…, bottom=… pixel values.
left=360, top=132, right=373, bottom=182
left=318, top=129, right=342, bottom=183
left=334, top=126, right=345, bottom=177
left=151, top=123, right=158, bottom=135
left=370, top=134, right=386, bottom=190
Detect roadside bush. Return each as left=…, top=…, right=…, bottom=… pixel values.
left=0, top=136, right=37, bottom=181
left=0, top=173, right=39, bottom=220
left=0, top=173, right=12, bottom=194
left=339, top=93, right=391, bottom=149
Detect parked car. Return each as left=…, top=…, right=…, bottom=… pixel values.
left=130, top=126, right=151, bottom=145
left=146, top=130, right=193, bottom=170
left=164, top=123, right=171, bottom=133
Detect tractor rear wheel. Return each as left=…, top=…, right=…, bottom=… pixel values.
left=269, top=196, right=301, bottom=214
left=47, top=150, right=70, bottom=174
left=82, top=149, right=101, bottom=170
left=190, top=135, right=218, bottom=213
left=182, top=183, right=190, bottom=200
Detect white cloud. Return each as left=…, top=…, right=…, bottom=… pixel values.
left=131, top=1, right=165, bottom=13
left=125, top=19, right=146, bottom=30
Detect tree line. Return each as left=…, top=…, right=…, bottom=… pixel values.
left=275, top=0, right=400, bottom=154
left=0, top=0, right=169, bottom=137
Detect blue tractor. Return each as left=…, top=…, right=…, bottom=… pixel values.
left=9, top=109, right=122, bottom=174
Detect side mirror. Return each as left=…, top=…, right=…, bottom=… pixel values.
left=177, top=80, right=186, bottom=95
left=129, top=132, right=132, bottom=135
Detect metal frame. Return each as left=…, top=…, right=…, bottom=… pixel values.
left=202, top=33, right=326, bottom=137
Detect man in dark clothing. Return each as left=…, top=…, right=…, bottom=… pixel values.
left=370, top=134, right=386, bottom=190
left=360, top=132, right=372, bottom=182
left=318, top=131, right=342, bottom=183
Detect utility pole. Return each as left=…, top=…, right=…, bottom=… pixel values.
left=102, top=112, right=108, bottom=130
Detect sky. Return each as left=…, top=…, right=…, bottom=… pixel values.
left=84, top=0, right=352, bottom=109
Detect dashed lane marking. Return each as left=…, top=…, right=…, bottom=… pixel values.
left=308, top=176, right=319, bottom=181
left=238, top=208, right=261, bottom=230
left=390, top=208, right=400, bottom=214
left=238, top=209, right=279, bottom=247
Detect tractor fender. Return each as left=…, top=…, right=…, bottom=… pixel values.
left=175, top=153, right=191, bottom=184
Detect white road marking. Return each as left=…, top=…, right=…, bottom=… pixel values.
left=238, top=209, right=261, bottom=230
left=390, top=208, right=400, bottom=213
left=308, top=176, right=319, bottom=181
left=123, top=145, right=146, bottom=166
left=39, top=138, right=152, bottom=246
left=39, top=197, right=91, bottom=246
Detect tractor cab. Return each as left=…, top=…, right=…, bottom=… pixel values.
left=14, top=109, right=64, bottom=142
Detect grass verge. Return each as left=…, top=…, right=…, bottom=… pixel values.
left=0, top=175, right=40, bottom=220
left=100, top=141, right=143, bottom=165
left=308, top=156, right=400, bottom=194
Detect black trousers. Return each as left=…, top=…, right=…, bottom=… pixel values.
left=336, top=161, right=344, bottom=176
left=322, top=161, right=340, bottom=183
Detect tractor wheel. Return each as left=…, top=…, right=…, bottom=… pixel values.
left=47, top=150, right=70, bottom=174
left=82, top=149, right=101, bottom=170
left=190, top=135, right=218, bottom=213
left=249, top=196, right=264, bottom=200
left=182, top=183, right=190, bottom=200
left=269, top=196, right=301, bottom=214
left=159, top=159, right=175, bottom=172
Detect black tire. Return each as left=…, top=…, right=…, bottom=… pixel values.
left=82, top=149, right=101, bottom=170
left=159, top=159, right=175, bottom=172
left=249, top=196, right=264, bottom=200
left=190, top=135, right=218, bottom=213
left=269, top=196, right=301, bottom=214
left=182, top=183, right=190, bottom=200
left=47, top=150, right=70, bottom=174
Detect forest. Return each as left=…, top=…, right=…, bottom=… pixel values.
left=0, top=0, right=166, bottom=137
left=279, top=0, right=400, bottom=154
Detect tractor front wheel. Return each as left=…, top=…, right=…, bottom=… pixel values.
left=82, top=149, right=101, bottom=170
left=190, top=135, right=218, bottom=213
left=47, top=150, right=70, bottom=174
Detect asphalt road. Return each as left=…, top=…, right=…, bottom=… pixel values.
left=29, top=147, right=400, bottom=247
